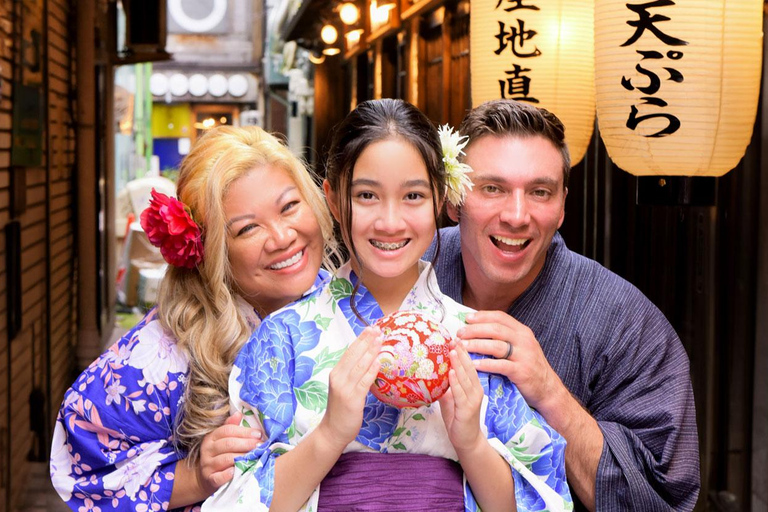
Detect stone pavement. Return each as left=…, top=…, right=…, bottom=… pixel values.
left=15, top=461, right=70, bottom=512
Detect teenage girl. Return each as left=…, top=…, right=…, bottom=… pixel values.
left=203, top=99, right=572, bottom=512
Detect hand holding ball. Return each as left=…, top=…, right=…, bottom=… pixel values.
left=370, top=311, right=452, bottom=408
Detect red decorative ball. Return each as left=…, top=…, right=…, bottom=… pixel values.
left=370, top=311, right=452, bottom=408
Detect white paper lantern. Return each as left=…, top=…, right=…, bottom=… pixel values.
left=595, top=0, right=763, bottom=176
left=470, top=0, right=595, bottom=165
left=188, top=74, right=208, bottom=97
left=168, top=74, right=189, bottom=97
left=228, top=74, right=249, bottom=97
left=208, top=74, right=228, bottom=97
left=149, top=73, right=169, bottom=96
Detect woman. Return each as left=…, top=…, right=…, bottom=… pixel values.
left=50, top=126, right=339, bottom=511
left=205, top=100, right=571, bottom=511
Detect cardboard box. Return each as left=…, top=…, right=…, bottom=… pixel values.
left=117, top=222, right=166, bottom=307
left=138, top=266, right=167, bottom=305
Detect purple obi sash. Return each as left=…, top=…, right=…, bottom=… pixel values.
left=317, top=451, right=464, bottom=511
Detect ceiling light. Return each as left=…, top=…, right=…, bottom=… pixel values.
left=309, top=51, right=326, bottom=64
left=321, top=24, right=338, bottom=45
left=339, top=2, right=360, bottom=25
left=345, top=28, right=364, bottom=45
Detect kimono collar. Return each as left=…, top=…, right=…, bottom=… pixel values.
left=333, top=260, right=444, bottom=321
left=235, top=269, right=331, bottom=330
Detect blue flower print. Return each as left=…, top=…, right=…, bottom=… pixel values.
left=516, top=480, right=547, bottom=512
left=337, top=273, right=383, bottom=335
left=294, top=355, right=315, bottom=389
left=485, top=374, right=534, bottom=441
left=356, top=393, right=399, bottom=449
left=255, top=451, right=277, bottom=507
left=529, top=411, right=569, bottom=497
left=290, top=309, right=322, bottom=355
left=238, top=316, right=297, bottom=432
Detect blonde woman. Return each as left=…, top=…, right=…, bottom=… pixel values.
left=50, top=126, right=338, bottom=511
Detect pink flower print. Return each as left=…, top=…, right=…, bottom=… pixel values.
left=102, top=442, right=170, bottom=499
left=131, top=399, right=147, bottom=414
left=50, top=422, right=78, bottom=502
left=104, top=381, right=126, bottom=406
left=128, top=321, right=187, bottom=385
left=78, top=498, right=101, bottom=512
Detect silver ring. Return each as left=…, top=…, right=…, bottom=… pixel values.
left=500, top=341, right=513, bottom=360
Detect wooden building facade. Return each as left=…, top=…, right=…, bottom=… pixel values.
left=0, top=0, right=81, bottom=509
left=0, top=0, right=120, bottom=509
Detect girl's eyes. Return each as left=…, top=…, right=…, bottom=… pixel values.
left=482, top=184, right=501, bottom=194
left=405, top=192, right=426, bottom=201
left=532, top=189, right=552, bottom=199
left=356, top=191, right=376, bottom=201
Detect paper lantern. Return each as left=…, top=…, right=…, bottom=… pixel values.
left=470, top=0, right=595, bottom=165
left=595, top=1, right=763, bottom=176
left=370, top=311, right=452, bottom=408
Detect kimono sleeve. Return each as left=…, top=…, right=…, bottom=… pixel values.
left=589, top=306, right=700, bottom=511
left=50, top=314, right=191, bottom=512
left=483, top=373, right=573, bottom=512
left=203, top=313, right=299, bottom=512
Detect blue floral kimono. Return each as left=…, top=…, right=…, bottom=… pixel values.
left=204, top=261, right=572, bottom=512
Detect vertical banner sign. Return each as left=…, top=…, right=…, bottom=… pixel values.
left=11, top=0, right=44, bottom=167
left=470, top=0, right=595, bottom=165
left=595, top=0, right=763, bottom=176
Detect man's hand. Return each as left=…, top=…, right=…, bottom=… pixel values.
left=456, top=310, right=565, bottom=412
left=457, top=309, right=603, bottom=510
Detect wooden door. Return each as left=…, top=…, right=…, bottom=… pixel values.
left=447, top=4, right=470, bottom=127
left=418, top=4, right=470, bottom=127
left=420, top=9, right=444, bottom=123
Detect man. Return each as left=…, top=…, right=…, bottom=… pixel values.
left=427, top=100, right=700, bottom=510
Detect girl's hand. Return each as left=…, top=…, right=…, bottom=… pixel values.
left=317, top=326, right=383, bottom=451
left=438, top=342, right=486, bottom=453
left=196, top=412, right=264, bottom=495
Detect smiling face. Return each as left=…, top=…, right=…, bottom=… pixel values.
left=224, top=165, right=324, bottom=316
left=447, top=134, right=567, bottom=310
left=325, top=138, right=438, bottom=302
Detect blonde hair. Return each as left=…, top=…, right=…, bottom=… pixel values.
left=157, top=126, right=337, bottom=463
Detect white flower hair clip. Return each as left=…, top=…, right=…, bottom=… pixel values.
left=438, top=124, right=474, bottom=207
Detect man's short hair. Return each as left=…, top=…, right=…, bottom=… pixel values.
left=459, top=100, right=571, bottom=189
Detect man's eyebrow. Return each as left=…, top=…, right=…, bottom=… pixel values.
left=472, top=174, right=560, bottom=187
left=471, top=173, right=507, bottom=184
left=530, top=177, right=560, bottom=187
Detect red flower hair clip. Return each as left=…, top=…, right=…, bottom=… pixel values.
left=139, top=188, right=204, bottom=269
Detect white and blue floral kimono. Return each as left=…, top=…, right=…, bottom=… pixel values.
left=204, top=261, right=572, bottom=512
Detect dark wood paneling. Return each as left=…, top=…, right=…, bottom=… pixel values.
left=447, top=9, right=469, bottom=128
left=420, top=16, right=443, bottom=123
left=560, top=115, right=761, bottom=510
left=313, top=56, right=347, bottom=171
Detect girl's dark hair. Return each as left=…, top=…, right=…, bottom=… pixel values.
left=325, top=98, right=445, bottom=319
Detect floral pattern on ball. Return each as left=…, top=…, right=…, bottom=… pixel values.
left=372, top=311, right=452, bottom=408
